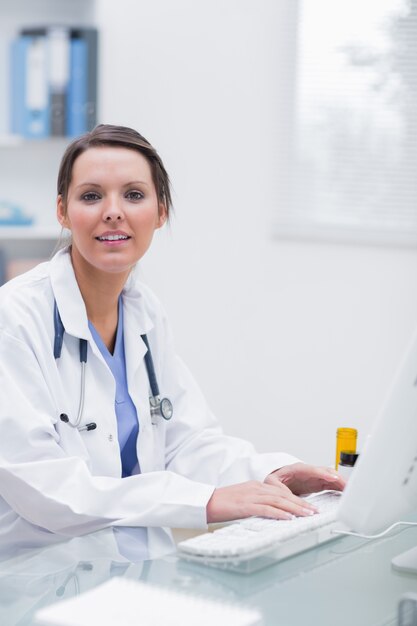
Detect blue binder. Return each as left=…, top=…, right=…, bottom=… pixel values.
left=48, top=27, right=71, bottom=137
left=16, top=35, right=50, bottom=138
left=10, top=36, right=28, bottom=135
left=67, top=37, right=88, bottom=136
left=70, top=28, right=98, bottom=132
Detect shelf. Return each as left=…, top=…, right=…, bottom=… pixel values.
left=0, top=135, right=23, bottom=147
left=0, top=135, right=70, bottom=148
left=0, top=226, right=61, bottom=240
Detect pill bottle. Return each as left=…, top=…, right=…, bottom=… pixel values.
left=338, top=451, right=359, bottom=480
left=335, top=427, right=357, bottom=469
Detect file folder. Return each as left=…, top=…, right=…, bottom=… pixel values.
left=9, top=36, right=28, bottom=135
left=67, top=37, right=88, bottom=136
left=10, top=34, right=49, bottom=138
left=71, top=28, right=98, bottom=132
left=47, top=27, right=71, bottom=136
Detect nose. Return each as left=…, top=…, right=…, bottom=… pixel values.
left=102, top=202, right=124, bottom=222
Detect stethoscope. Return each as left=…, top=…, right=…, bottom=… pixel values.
left=54, top=301, right=173, bottom=432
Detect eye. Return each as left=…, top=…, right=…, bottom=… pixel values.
left=81, top=192, right=101, bottom=202
left=126, top=190, right=144, bottom=201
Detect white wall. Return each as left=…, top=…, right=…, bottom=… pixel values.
left=96, top=0, right=417, bottom=465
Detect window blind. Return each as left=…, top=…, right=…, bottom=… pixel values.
left=274, top=0, right=417, bottom=246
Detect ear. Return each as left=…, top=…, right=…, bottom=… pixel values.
left=57, top=195, right=70, bottom=230
left=156, top=203, right=168, bottom=229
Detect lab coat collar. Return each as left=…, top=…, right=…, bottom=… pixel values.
left=49, top=247, right=154, bottom=340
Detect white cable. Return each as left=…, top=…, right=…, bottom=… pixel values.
left=332, top=521, right=417, bottom=540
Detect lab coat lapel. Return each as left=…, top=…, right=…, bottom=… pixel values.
left=122, top=290, right=155, bottom=454
left=49, top=248, right=90, bottom=340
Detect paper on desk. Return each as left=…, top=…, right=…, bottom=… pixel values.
left=34, top=576, right=262, bottom=626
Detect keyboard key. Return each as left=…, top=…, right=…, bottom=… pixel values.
left=178, top=491, right=343, bottom=567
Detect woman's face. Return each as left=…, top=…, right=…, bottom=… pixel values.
left=57, top=146, right=166, bottom=277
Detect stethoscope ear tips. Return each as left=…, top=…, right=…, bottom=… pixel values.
left=59, top=413, right=96, bottom=432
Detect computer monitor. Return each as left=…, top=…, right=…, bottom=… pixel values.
left=338, top=326, right=417, bottom=573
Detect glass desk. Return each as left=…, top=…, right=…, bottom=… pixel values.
left=1, top=525, right=417, bottom=626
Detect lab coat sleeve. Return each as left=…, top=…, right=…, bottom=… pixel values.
left=0, top=330, right=214, bottom=536
left=158, top=318, right=299, bottom=486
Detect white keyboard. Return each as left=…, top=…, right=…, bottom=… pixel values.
left=178, top=491, right=343, bottom=572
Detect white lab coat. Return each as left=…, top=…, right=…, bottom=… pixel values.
left=0, top=248, right=297, bottom=549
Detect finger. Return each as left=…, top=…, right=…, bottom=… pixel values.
left=257, top=493, right=318, bottom=517
left=307, top=467, right=346, bottom=486
left=303, top=465, right=337, bottom=479
left=280, top=486, right=319, bottom=512
left=325, top=475, right=346, bottom=490
left=253, top=505, right=296, bottom=521
left=322, top=467, right=343, bottom=480
left=253, top=502, right=317, bottom=521
left=317, top=468, right=346, bottom=488
left=266, top=483, right=319, bottom=513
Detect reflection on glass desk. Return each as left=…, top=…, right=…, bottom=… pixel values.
left=1, top=525, right=417, bottom=626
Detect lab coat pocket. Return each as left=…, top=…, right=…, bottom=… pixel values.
left=54, top=419, right=92, bottom=466
left=138, top=420, right=166, bottom=473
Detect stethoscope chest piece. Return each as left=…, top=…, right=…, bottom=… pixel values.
left=149, top=396, right=173, bottom=421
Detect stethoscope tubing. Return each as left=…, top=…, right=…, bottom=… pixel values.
left=53, top=300, right=173, bottom=430
left=140, top=333, right=159, bottom=398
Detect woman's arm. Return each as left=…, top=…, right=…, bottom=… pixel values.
left=0, top=331, right=215, bottom=536
left=206, top=464, right=344, bottom=523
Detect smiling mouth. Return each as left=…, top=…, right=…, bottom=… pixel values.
left=96, top=234, right=130, bottom=241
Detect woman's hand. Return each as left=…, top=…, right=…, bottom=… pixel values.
left=206, top=480, right=318, bottom=524
left=264, top=462, right=346, bottom=495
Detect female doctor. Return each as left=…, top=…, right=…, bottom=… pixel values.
left=0, top=124, right=344, bottom=548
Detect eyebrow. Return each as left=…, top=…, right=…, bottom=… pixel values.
left=75, top=180, right=150, bottom=190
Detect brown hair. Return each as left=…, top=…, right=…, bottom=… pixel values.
left=57, top=124, right=172, bottom=219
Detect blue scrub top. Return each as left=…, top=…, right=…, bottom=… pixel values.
left=89, top=297, right=140, bottom=478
